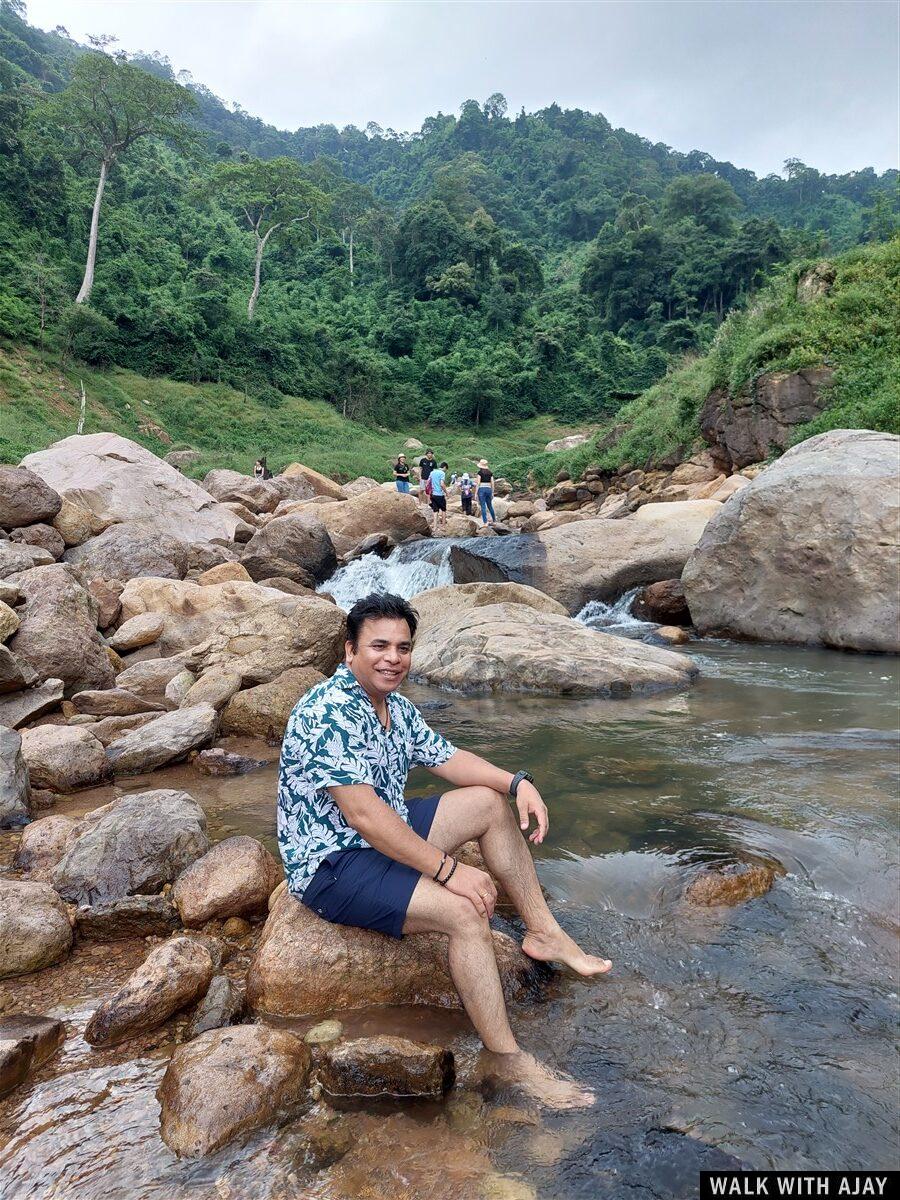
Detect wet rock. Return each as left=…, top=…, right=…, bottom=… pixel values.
left=683, top=430, right=900, bottom=652
left=221, top=916, right=252, bottom=937
left=180, top=670, right=241, bottom=711
left=0, top=724, right=30, bottom=828
left=105, top=704, right=218, bottom=775
left=5, top=564, right=115, bottom=693
left=21, top=432, right=243, bottom=547
left=0, top=880, right=73, bottom=978
left=0, top=467, right=62, bottom=529
left=69, top=689, right=163, bottom=717
left=219, top=666, right=325, bottom=740
left=0, top=677, right=63, bottom=727
left=654, top=625, right=691, bottom=645
left=411, top=603, right=698, bottom=697
left=108, top=613, right=165, bottom=653
left=173, top=835, right=282, bottom=927
left=0, top=1015, right=65, bottom=1099
left=187, top=601, right=343, bottom=686
left=247, top=889, right=544, bottom=1018
left=192, top=747, right=266, bottom=776
left=87, top=712, right=158, bottom=747
left=84, top=935, right=214, bottom=1046
left=304, top=1019, right=343, bottom=1045
left=185, top=973, right=243, bottom=1038
left=197, top=561, right=252, bottom=586
left=20, top=724, right=109, bottom=792
left=157, top=1024, right=312, bottom=1158
left=52, top=497, right=108, bottom=548
left=8, top=523, right=65, bottom=561
left=685, top=863, right=778, bottom=907
left=52, top=789, right=208, bottom=905
left=633, top=579, right=691, bottom=625
left=12, top=814, right=78, bottom=880
left=75, top=894, right=180, bottom=942
left=319, top=1036, right=455, bottom=1100
left=65, top=521, right=189, bottom=585
left=114, top=657, right=190, bottom=707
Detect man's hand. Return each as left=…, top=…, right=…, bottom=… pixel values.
left=515, top=780, right=549, bottom=845
left=445, top=862, right=497, bottom=919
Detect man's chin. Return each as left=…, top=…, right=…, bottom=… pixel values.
left=374, top=672, right=407, bottom=693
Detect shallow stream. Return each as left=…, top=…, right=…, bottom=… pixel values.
left=1, top=588, right=898, bottom=1198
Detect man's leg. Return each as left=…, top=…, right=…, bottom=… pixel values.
left=427, top=787, right=611, bottom=976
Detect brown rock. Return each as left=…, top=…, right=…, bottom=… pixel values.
left=65, top=521, right=189, bottom=585
left=413, top=582, right=567, bottom=636
left=157, top=1024, right=311, bottom=1158
left=0, top=677, right=63, bottom=728
left=84, top=936, right=214, bottom=1045
left=0, top=599, right=19, bottom=642
left=201, top=469, right=284, bottom=514
left=0, top=467, right=62, bottom=529
left=105, top=704, right=219, bottom=775
left=52, top=497, right=108, bottom=548
left=88, top=712, right=159, bottom=746
left=192, top=747, right=266, bottom=776
left=0, top=880, right=73, bottom=978
left=108, top=613, right=165, bottom=653
left=12, top=814, right=79, bottom=880
left=654, top=625, right=691, bottom=645
left=114, top=657, right=191, bottom=706
left=181, top=670, right=242, bottom=711
left=8, top=523, right=65, bottom=560
left=87, top=578, right=123, bottom=629
left=0, top=542, right=55, bottom=578
left=0, top=1015, right=65, bottom=1100
left=319, top=1035, right=454, bottom=1099
left=69, top=689, right=163, bottom=717
left=633, top=579, right=691, bottom=625
left=173, top=836, right=282, bottom=926
left=685, top=863, right=777, bottom=907
left=197, top=561, right=253, bottom=586
left=281, top=461, right=347, bottom=500
left=315, top=489, right=431, bottom=559
left=219, top=666, right=326, bottom=740
left=75, top=895, right=180, bottom=942
left=240, top=511, right=336, bottom=585
left=20, top=724, right=109, bottom=792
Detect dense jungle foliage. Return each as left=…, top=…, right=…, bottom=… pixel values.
left=0, top=0, right=897, bottom=464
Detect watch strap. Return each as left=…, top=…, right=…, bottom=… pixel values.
left=508, top=770, right=534, bottom=798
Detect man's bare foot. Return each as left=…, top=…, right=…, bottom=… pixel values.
left=481, top=1050, right=595, bottom=1110
left=522, top=926, right=612, bottom=976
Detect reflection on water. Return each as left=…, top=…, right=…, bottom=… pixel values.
left=1, top=639, right=898, bottom=1196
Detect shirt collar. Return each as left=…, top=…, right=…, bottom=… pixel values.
left=334, top=662, right=398, bottom=713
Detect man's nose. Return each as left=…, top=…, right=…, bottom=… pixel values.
left=383, top=646, right=402, bottom=662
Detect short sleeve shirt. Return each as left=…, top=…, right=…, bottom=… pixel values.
left=277, top=663, right=457, bottom=897
left=430, top=468, right=446, bottom=497
left=394, top=461, right=409, bottom=479
left=419, top=457, right=435, bottom=479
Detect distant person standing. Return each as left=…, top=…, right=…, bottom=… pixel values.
left=419, top=450, right=436, bottom=484
left=459, top=471, right=474, bottom=516
left=476, top=458, right=495, bottom=524
left=429, top=461, right=448, bottom=533
left=393, top=454, right=411, bottom=493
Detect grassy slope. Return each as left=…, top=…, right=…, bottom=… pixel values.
left=0, top=342, right=573, bottom=481
left=502, top=237, right=900, bottom=486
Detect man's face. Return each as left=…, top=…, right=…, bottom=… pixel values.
left=427, top=452, right=434, bottom=460
left=345, top=617, right=413, bottom=699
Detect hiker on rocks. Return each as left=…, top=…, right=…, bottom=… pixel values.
left=476, top=459, right=496, bottom=524
left=277, top=592, right=610, bottom=1110
left=429, top=460, right=448, bottom=533
left=418, top=450, right=436, bottom=487
left=254, top=456, right=272, bottom=480
left=459, top=472, right=474, bottom=516
left=393, top=454, right=411, bottom=493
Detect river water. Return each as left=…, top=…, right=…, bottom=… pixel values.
left=1, top=564, right=898, bottom=1198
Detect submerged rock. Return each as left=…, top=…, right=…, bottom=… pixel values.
left=84, top=935, right=214, bottom=1046
left=685, top=863, right=778, bottom=907
left=75, top=895, right=180, bottom=942
left=319, top=1036, right=455, bottom=1100
left=0, top=880, right=73, bottom=979
left=172, top=835, right=282, bottom=927
left=0, top=1015, right=65, bottom=1099
left=157, top=1024, right=312, bottom=1157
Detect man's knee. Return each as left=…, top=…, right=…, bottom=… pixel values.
left=445, top=894, right=491, bottom=939
left=477, top=786, right=509, bottom=826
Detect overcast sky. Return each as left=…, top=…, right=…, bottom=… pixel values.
left=25, top=1, right=900, bottom=177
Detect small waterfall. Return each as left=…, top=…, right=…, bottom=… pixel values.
left=321, top=545, right=454, bottom=611
left=575, top=588, right=658, bottom=640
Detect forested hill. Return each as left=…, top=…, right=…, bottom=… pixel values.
left=1, top=0, right=897, bottom=441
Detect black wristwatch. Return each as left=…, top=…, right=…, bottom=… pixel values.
left=508, top=770, right=535, bottom=799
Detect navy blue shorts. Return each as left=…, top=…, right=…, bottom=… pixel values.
left=300, top=795, right=441, bottom=939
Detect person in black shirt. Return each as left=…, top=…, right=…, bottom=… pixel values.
left=393, top=454, right=411, bottom=493
left=476, top=458, right=496, bottom=524
left=419, top=450, right=436, bottom=481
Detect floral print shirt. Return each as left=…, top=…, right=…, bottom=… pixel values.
left=277, top=663, right=457, bottom=898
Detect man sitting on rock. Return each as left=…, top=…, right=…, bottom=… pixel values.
left=277, top=591, right=611, bottom=1108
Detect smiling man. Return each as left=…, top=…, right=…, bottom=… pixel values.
left=277, top=591, right=611, bottom=1107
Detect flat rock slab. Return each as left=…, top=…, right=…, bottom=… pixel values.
left=70, top=689, right=163, bottom=717
left=319, top=1036, right=454, bottom=1100
left=0, top=678, right=63, bottom=727
left=75, top=895, right=181, bottom=942
left=157, top=1024, right=312, bottom=1158
left=0, top=1015, right=65, bottom=1100
left=247, top=890, right=546, bottom=1018
left=106, top=704, right=219, bottom=775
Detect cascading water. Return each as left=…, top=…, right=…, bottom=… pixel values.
left=575, top=587, right=658, bottom=640
left=320, top=543, right=454, bottom=611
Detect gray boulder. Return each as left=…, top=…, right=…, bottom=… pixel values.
left=682, top=430, right=900, bottom=652
left=185, top=973, right=244, bottom=1039
left=106, top=704, right=219, bottom=775
left=52, top=789, right=209, bottom=904
left=65, top=521, right=189, bottom=584
left=0, top=724, right=30, bottom=828
left=0, top=542, right=55, bottom=578
left=0, top=880, right=73, bottom=978
left=7, top=523, right=65, bottom=560
left=0, top=467, right=62, bottom=529
left=240, top=511, right=337, bottom=585
left=0, top=677, right=63, bottom=727
left=19, top=724, right=109, bottom=792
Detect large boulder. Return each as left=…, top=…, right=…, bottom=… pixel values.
left=219, top=666, right=325, bottom=739
left=0, top=467, right=61, bottom=529
left=84, top=935, right=214, bottom=1046
left=315, top=489, right=430, bottom=559
left=19, top=724, right=109, bottom=792
left=157, top=1024, right=311, bottom=1158
left=281, top=462, right=347, bottom=501
left=413, top=582, right=567, bottom=634
left=65, top=521, right=189, bottom=584
left=449, top=502, right=721, bottom=613
left=172, top=836, right=282, bottom=926
left=410, top=603, right=698, bottom=696
left=8, top=523, right=65, bottom=560
left=184, top=597, right=345, bottom=684
left=0, top=724, right=30, bottom=828
left=201, top=469, right=284, bottom=514
left=105, top=704, right=219, bottom=775
left=51, top=496, right=108, bottom=548
left=21, top=433, right=243, bottom=547
left=247, top=888, right=544, bottom=1017
left=240, top=511, right=337, bottom=584
left=52, top=789, right=209, bottom=904
left=114, top=656, right=191, bottom=706
left=699, top=368, right=834, bottom=470
left=682, top=430, right=900, bottom=652
left=5, top=564, right=115, bottom=693
left=0, top=880, right=73, bottom=978
left=545, top=433, right=589, bottom=453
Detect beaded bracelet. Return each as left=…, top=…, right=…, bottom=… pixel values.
left=432, top=852, right=448, bottom=882
left=438, top=858, right=458, bottom=887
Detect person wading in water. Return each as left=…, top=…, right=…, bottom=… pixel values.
left=277, top=592, right=611, bottom=1109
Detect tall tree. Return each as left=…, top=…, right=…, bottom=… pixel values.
left=211, top=156, right=327, bottom=317
left=42, top=48, right=194, bottom=305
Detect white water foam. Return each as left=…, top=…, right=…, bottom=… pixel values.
left=321, top=545, right=454, bottom=611
left=575, top=588, right=658, bottom=640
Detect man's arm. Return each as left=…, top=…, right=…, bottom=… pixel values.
left=428, top=750, right=549, bottom=844
left=329, top=784, right=498, bottom=916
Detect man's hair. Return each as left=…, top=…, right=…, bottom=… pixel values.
left=346, top=592, right=418, bottom=649
left=425, top=449, right=433, bottom=455
left=440, top=461, right=448, bottom=469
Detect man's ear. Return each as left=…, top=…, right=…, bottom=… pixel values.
left=344, top=640, right=355, bottom=662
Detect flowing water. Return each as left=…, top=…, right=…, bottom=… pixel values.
left=2, top=558, right=898, bottom=1199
